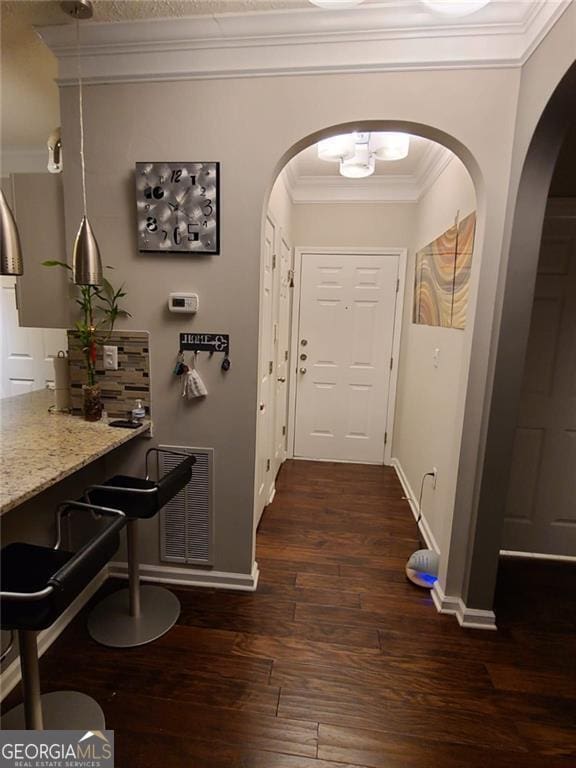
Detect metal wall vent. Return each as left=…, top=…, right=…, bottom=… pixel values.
left=159, top=445, right=214, bottom=566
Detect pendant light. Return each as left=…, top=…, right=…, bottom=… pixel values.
left=0, top=190, right=24, bottom=276
left=420, top=0, right=490, bottom=16
left=62, top=0, right=103, bottom=286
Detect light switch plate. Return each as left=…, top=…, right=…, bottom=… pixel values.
left=103, top=345, right=118, bottom=371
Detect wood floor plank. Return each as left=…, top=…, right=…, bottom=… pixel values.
left=318, top=724, right=570, bottom=768
left=487, top=662, right=576, bottom=699
left=278, top=687, right=525, bottom=751
left=102, top=691, right=319, bottom=758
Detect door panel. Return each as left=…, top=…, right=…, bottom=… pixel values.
left=503, top=205, right=576, bottom=555
left=294, top=252, right=398, bottom=464
left=273, top=233, right=291, bottom=473
left=255, top=217, right=275, bottom=525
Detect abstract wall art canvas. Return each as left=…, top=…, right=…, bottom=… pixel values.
left=413, top=212, right=476, bottom=330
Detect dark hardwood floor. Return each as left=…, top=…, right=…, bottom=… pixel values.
left=4, top=460, right=575, bottom=766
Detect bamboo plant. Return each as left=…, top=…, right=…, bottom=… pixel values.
left=43, top=261, right=131, bottom=386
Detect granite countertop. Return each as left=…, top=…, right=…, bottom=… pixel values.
left=0, top=389, right=149, bottom=516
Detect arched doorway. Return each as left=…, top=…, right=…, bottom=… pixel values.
left=255, top=122, right=482, bottom=611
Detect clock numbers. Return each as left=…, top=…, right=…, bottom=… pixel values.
left=188, top=225, right=199, bottom=242
left=144, top=186, right=164, bottom=200
left=146, top=217, right=158, bottom=232
left=170, top=169, right=183, bottom=183
left=174, top=227, right=182, bottom=246
left=203, top=200, right=213, bottom=217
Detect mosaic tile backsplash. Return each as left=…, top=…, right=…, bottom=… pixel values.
left=67, top=330, right=151, bottom=419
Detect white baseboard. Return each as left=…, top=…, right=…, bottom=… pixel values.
left=393, top=459, right=497, bottom=631
left=500, top=549, right=576, bottom=563
left=431, top=580, right=459, bottom=615
left=0, top=567, right=108, bottom=701
left=391, top=458, right=440, bottom=554
left=455, top=599, right=497, bottom=630
left=108, top=560, right=260, bottom=591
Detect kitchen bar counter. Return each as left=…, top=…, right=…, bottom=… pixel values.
left=0, top=389, right=148, bottom=515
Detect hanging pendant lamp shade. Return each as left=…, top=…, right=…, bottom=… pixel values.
left=0, top=189, right=24, bottom=276
left=62, top=1, right=103, bottom=286
left=73, top=215, right=102, bottom=285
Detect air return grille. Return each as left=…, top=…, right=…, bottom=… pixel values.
left=159, top=445, right=214, bottom=565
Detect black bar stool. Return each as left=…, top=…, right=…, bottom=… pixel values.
left=0, top=500, right=125, bottom=730
left=85, top=448, right=195, bottom=648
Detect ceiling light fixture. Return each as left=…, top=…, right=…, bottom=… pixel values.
left=309, top=0, right=365, bottom=8
left=0, top=190, right=24, bottom=276
left=62, top=0, right=103, bottom=286
left=420, top=0, right=491, bottom=16
left=340, top=146, right=376, bottom=179
left=371, top=132, right=411, bottom=161
left=317, top=131, right=411, bottom=179
left=47, top=127, right=63, bottom=174
left=317, top=135, right=357, bottom=162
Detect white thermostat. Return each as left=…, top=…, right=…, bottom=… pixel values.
left=168, top=292, right=199, bottom=314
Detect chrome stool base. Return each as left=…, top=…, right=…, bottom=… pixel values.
left=1, top=691, right=105, bottom=730
left=87, top=585, right=180, bottom=648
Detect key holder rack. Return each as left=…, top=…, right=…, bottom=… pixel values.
left=179, top=333, right=229, bottom=356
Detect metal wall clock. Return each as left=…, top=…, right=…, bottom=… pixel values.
left=135, top=162, right=220, bottom=254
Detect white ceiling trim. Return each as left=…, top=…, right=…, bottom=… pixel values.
left=283, top=142, right=453, bottom=204
left=37, top=1, right=571, bottom=85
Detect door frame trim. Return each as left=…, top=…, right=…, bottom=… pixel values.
left=287, top=246, right=407, bottom=465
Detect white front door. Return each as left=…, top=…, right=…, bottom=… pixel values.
left=0, top=277, right=66, bottom=399
left=294, top=252, right=399, bottom=464
left=502, top=202, right=576, bottom=556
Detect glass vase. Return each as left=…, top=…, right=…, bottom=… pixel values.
left=82, top=383, right=103, bottom=422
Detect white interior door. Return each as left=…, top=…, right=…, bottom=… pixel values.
left=502, top=202, right=576, bottom=556
left=255, top=216, right=276, bottom=525
left=294, top=251, right=398, bottom=464
left=0, top=277, right=66, bottom=399
left=272, top=232, right=292, bottom=475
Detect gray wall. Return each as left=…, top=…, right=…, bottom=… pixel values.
left=449, top=1, right=576, bottom=609
left=57, top=65, right=523, bottom=599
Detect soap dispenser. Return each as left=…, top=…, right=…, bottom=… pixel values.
left=132, top=399, right=146, bottom=422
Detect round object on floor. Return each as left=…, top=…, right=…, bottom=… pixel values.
left=87, top=585, right=180, bottom=648
left=405, top=548, right=439, bottom=588
left=1, top=691, right=105, bottom=730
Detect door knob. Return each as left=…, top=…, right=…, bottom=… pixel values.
left=277, top=377, right=286, bottom=383
left=299, top=367, right=307, bottom=374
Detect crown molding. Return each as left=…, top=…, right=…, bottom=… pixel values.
left=284, top=142, right=453, bottom=204
left=37, top=0, right=572, bottom=86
